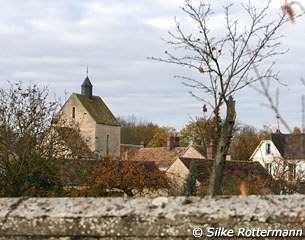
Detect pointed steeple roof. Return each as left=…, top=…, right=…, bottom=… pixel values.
left=81, top=76, right=93, bottom=100
left=81, top=76, right=92, bottom=87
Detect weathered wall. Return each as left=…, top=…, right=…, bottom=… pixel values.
left=95, top=124, right=121, bottom=157
left=1, top=196, right=305, bottom=239
left=59, top=93, right=96, bottom=151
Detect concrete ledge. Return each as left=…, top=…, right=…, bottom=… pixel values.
left=1, top=196, right=305, bottom=239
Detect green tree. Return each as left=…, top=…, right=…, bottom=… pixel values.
left=148, top=126, right=176, bottom=147
left=182, top=161, right=197, bottom=196
left=118, top=115, right=159, bottom=146
left=180, top=117, right=218, bottom=146
left=0, top=82, right=63, bottom=197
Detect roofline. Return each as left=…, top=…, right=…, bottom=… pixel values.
left=249, top=139, right=283, bottom=160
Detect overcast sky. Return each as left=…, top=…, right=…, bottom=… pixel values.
left=0, top=0, right=304, bottom=132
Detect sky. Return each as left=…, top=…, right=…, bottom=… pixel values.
left=0, top=0, right=304, bottom=132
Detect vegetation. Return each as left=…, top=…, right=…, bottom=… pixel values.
left=230, top=124, right=271, bottom=161
left=182, top=161, right=197, bottom=196
left=152, top=0, right=289, bottom=196
left=0, top=82, right=63, bottom=197
left=73, top=159, right=170, bottom=197
left=148, top=126, right=176, bottom=147
left=179, top=117, right=218, bottom=147
left=118, top=115, right=159, bottom=146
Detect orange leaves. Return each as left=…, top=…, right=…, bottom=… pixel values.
left=282, top=3, right=295, bottom=23
left=239, top=179, right=249, bottom=197
left=79, top=160, right=169, bottom=197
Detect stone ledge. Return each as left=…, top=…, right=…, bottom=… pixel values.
left=0, top=196, right=305, bottom=239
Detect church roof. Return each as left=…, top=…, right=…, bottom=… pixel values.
left=81, top=76, right=93, bottom=87
left=74, top=93, right=120, bottom=126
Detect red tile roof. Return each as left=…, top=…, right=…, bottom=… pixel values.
left=131, top=147, right=187, bottom=169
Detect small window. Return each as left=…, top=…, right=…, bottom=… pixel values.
left=72, top=107, right=75, bottom=118
left=106, top=134, right=110, bottom=157
left=265, top=143, right=271, bottom=155
left=265, top=163, right=272, bottom=174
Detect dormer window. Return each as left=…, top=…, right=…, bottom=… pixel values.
left=265, top=143, right=271, bottom=155
left=72, top=107, right=75, bottom=118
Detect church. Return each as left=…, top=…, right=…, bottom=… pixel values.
left=56, top=74, right=121, bottom=158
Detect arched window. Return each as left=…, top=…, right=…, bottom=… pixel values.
left=72, top=107, right=75, bottom=118
left=106, top=134, right=110, bottom=157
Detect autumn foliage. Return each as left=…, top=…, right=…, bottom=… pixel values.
left=73, top=159, right=170, bottom=197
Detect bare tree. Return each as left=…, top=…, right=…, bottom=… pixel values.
left=151, top=0, right=289, bottom=196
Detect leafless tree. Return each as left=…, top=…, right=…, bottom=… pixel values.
left=151, top=0, right=289, bottom=196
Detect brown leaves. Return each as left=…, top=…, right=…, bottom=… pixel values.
left=202, top=104, right=207, bottom=113
left=282, top=3, right=295, bottom=23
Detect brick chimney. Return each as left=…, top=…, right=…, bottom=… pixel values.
left=167, top=136, right=180, bottom=151
left=206, top=140, right=214, bottom=160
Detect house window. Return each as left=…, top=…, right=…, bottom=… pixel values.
left=106, top=134, right=110, bottom=157
left=265, top=143, right=271, bottom=155
left=72, top=107, right=75, bottom=118
left=265, top=163, right=272, bottom=174
left=288, top=163, right=297, bottom=180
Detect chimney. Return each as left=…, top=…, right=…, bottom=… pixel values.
left=167, top=136, right=175, bottom=151
left=167, top=136, right=180, bottom=151
left=206, top=139, right=214, bottom=160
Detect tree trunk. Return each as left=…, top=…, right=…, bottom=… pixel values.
left=207, top=96, right=236, bottom=196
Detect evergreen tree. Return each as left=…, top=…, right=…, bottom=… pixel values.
left=182, top=161, right=197, bottom=196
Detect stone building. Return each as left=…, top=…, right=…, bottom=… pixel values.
left=56, top=75, right=121, bottom=158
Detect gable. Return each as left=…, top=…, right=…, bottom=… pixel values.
left=75, top=93, right=120, bottom=126
left=251, top=133, right=305, bottom=161
left=181, top=145, right=205, bottom=159
left=250, top=140, right=282, bottom=161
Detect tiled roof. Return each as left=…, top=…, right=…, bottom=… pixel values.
left=75, top=93, right=120, bottom=126
left=180, top=158, right=272, bottom=182
left=266, top=133, right=305, bottom=159
left=179, top=158, right=280, bottom=194
left=131, top=147, right=187, bottom=169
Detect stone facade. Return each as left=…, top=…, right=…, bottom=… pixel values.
left=0, top=196, right=304, bottom=239
left=56, top=76, right=121, bottom=158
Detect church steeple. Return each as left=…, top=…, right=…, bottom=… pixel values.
left=81, top=70, right=93, bottom=100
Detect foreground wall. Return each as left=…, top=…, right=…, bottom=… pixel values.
left=1, top=196, right=305, bottom=239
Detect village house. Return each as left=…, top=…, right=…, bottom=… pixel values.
left=122, top=136, right=213, bottom=170
left=166, top=157, right=279, bottom=195
left=250, top=132, right=305, bottom=181
left=54, top=74, right=121, bottom=158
